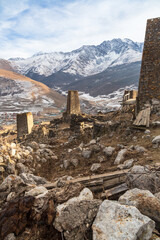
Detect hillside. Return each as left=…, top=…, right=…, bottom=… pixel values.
left=0, top=59, right=15, bottom=72
left=0, top=69, right=65, bottom=113
left=63, top=61, right=141, bottom=96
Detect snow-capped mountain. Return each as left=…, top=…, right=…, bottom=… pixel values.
left=9, top=38, right=143, bottom=78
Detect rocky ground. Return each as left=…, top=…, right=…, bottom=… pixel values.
left=1, top=99, right=160, bottom=239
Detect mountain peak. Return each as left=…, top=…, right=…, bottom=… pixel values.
left=32, top=51, right=47, bottom=57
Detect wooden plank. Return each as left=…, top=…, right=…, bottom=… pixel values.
left=103, top=175, right=126, bottom=189
left=44, top=170, right=129, bottom=194
left=102, top=183, right=128, bottom=199
left=70, top=170, right=129, bottom=184
left=69, top=170, right=128, bottom=193
left=44, top=182, right=57, bottom=189
left=85, top=179, right=104, bottom=187
left=133, top=107, right=150, bottom=127
left=87, top=176, right=126, bottom=193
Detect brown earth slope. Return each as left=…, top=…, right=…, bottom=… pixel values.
left=0, top=59, right=15, bottom=72
left=0, top=69, right=66, bottom=108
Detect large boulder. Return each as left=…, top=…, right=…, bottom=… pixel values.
left=119, top=188, right=160, bottom=230
left=19, top=173, right=48, bottom=185
left=92, top=200, right=155, bottom=240
left=54, top=188, right=101, bottom=240
left=126, top=165, right=160, bottom=194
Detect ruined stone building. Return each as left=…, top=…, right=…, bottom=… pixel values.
left=123, top=90, right=138, bottom=104
left=137, top=17, right=160, bottom=110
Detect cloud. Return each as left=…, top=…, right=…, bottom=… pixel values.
left=0, top=0, right=160, bottom=58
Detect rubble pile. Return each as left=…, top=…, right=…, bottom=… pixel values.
left=0, top=165, right=160, bottom=239
left=0, top=140, right=58, bottom=182
left=0, top=98, right=160, bottom=239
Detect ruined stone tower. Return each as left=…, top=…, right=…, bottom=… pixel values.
left=17, top=112, right=33, bottom=138
left=137, top=17, right=160, bottom=110
left=66, top=90, right=81, bottom=115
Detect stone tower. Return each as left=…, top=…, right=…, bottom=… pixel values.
left=66, top=90, right=81, bottom=115
left=17, top=112, right=33, bottom=138
left=137, top=17, right=160, bottom=110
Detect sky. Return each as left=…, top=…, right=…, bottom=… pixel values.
left=0, top=0, right=160, bottom=59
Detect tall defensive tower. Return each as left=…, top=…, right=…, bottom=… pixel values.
left=137, top=17, right=160, bottom=110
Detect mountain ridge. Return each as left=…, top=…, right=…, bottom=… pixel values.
left=9, top=38, right=143, bottom=78
left=0, top=38, right=143, bottom=99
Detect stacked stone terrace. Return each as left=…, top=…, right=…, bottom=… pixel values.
left=138, top=17, right=160, bottom=110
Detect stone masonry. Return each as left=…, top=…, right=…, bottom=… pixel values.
left=137, top=17, right=160, bottom=111
left=17, top=112, right=33, bottom=138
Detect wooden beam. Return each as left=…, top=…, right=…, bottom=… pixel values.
left=101, top=183, right=128, bottom=199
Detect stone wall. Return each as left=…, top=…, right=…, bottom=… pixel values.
left=138, top=17, right=160, bottom=110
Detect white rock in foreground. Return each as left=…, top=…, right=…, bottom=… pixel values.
left=152, top=135, right=160, bottom=144
left=118, top=158, right=134, bottom=170
left=92, top=200, right=155, bottom=240
left=114, top=149, right=127, bottom=165
left=91, top=163, right=101, bottom=172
